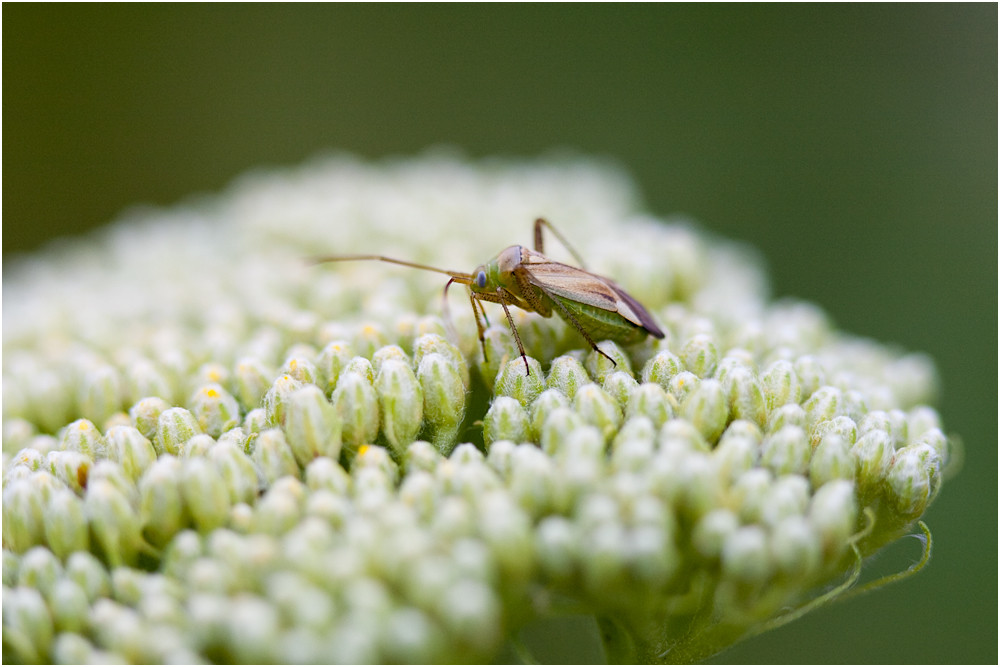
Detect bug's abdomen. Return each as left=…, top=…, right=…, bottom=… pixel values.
left=553, top=296, right=650, bottom=345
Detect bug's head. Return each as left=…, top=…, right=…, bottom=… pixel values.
left=470, top=265, right=489, bottom=293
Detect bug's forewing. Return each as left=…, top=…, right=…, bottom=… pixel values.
left=521, top=251, right=664, bottom=338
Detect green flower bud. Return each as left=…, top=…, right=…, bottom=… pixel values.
left=304, top=456, right=351, bottom=496
left=536, top=515, right=578, bottom=580
left=375, top=358, right=423, bottom=455
left=354, top=322, right=387, bottom=361
left=721, top=525, right=771, bottom=583
left=681, top=334, right=718, bottom=378
left=44, top=489, right=89, bottom=558
left=180, top=458, right=231, bottom=533
left=124, top=358, right=173, bottom=407
left=476, top=493, right=533, bottom=582
left=86, top=479, right=143, bottom=567
left=243, top=407, right=268, bottom=434
left=809, top=479, right=858, bottom=556
left=852, top=429, right=894, bottom=498
left=254, top=484, right=305, bottom=536
left=508, top=444, right=559, bottom=516
left=658, top=418, right=710, bottom=455
left=52, top=632, right=97, bottom=664
left=585, top=340, right=631, bottom=385
left=180, top=433, right=216, bottom=458
left=404, top=442, right=445, bottom=480
left=625, top=382, right=674, bottom=428
left=46, top=450, right=92, bottom=494
left=573, top=383, right=622, bottom=444
left=730, top=468, right=773, bottom=524
left=280, top=353, right=318, bottom=386
left=65, top=551, right=111, bottom=601
left=680, top=379, right=728, bottom=444
left=529, top=388, right=569, bottom=439
left=129, top=396, right=172, bottom=440
left=760, top=474, right=810, bottom=527
left=611, top=416, right=657, bottom=465
left=886, top=444, right=941, bottom=518
left=3, top=585, right=54, bottom=663
left=284, top=385, right=342, bottom=466
left=139, top=456, right=187, bottom=548
left=809, top=415, right=858, bottom=449
left=413, top=333, right=469, bottom=390
left=483, top=396, right=530, bottom=446
left=906, top=405, right=942, bottom=444
left=538, top=408, right=588, bottom=457
left=412, top=354, right=464, bottom=456
left=153, top=407, right=202, bottom=456
left=252, top=428, right=301, bottom=484
left=478, top=325, right=521, bottom=389
left=494, top=356, right=544, bottom=407
left=712, top=434, right=757, bottom=483
left=234, top=356, right=272, bottom=409
left=766, top=402, right=807, bottom=434
left=188, top=383, right=241, bottom=437
left=372, top=344, right=410, bottom=373
left=770, top=515, right=822, bottom=580
left=262, top=374, right=305, bottom=428
left=206, top=442, right=259, bottom=505
left=722, top=365, right=767, bottom=427
left=58, top=418, right=105, bottom=459
left=103, top=425, right=156, bottom=482
left=315, top=341, right=353, bottom=395
left=667, top=371, right=700, bottom=409
left=793, top=355, right=826, bottom=399
left=809, top=434, right=857, bottom=487
left=438, top=578, right=501, bottom=650
left=803, top=385, right=844, bottom=434
left=332, top=371, right=380, bottom=453
left=603, top=370, right=639, bottom=411
left=76, top=364, right=123, bottom=427
left=17, top=546, right=62, bottom=598
left=640, top=350, right=682, bottom=390
left=761, top=359, right=802, bottom=410
left=545, top=355, right=591, bottom=400
left=692, top=508, right=739, bottom=560
left=913, top=427, right=949, bottom=463
left=761, top=425, right=811, bottom=476
left=343, top=355, right=375, bottom=383
left=47, top=579, right=91, bottom=633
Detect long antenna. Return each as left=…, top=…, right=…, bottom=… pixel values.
left=310, top=254, right=473, bottom=283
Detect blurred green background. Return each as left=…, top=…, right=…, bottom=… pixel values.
left=3, top=4, right=995, bottom=664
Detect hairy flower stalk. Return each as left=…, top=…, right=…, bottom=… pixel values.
left=3, top=154, right=952, bottom=663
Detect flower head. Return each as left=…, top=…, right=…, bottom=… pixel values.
left=3, top=154, right=952, bottom=663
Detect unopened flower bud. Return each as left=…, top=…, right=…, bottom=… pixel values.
left=809, top=434, right=856, bottom=487
left=332, top=371, right=380, bottom=453
left=761, top=424, right=811, bottom=476
left=483, top=396, right=530, bottom=446
left=86, top=479, right=144, bottom=567
left=139, top=456, right=186, bottom=548
left=573, top=383, right=622, bottom=444
left=495, top=356, right=544, bottom=407
left=104, top=425, right=157, bottom=481
left=417, top=353, right=466, bottom=455
left=545, top=355, right=590, bottom=400
left=180, top=458, right=231, bottom=533
left=234, top=356, right=272, bottom=409
left=44, top=489, right=89, bottom=558
left=852, top=429, right=894, bottom=498
left=78, top=364, right=124, bottom=427
left=375, top=359, right=423, bottom=455
left=585, top=340, right=631, bottom=384
left=284, top=385, right=342, bottom=465
left=640, top=350, right=682, bottom=390
left=129, top=396, right=172, bottom=440
left=153, top=407, right=202, bottom=456
left=189, top=383, right=241, bottom=437
left=59, top=418, right=105, bottom=459
left=252, top=428, right=302, bottom=484
left=602, top=371, right=639, bottom=411
left=262, top=374, right=305, bottom=428
left=680, top=379, right=728, bottom=443
left=316, top=341, right=354, bottom=394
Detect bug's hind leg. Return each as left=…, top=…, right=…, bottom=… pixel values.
left=533, top=218, right=589, bottom=269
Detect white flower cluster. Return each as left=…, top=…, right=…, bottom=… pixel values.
left=2, top=154, right=950, bottom=663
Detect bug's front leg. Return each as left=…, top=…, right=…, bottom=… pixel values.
left=472, top=289, right=532, bottom=375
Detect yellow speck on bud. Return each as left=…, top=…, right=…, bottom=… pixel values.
left=358, top=444, right=371, bottom=457
left=204, top=388, right=220, bottom=398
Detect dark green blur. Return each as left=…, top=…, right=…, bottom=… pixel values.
left=4, top=4, right=995, bottom=663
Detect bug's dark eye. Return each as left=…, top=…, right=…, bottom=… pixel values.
left=476, top=270, right=487, bottom=288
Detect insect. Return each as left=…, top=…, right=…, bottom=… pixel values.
left=314, top=218, right=664, bottom=374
